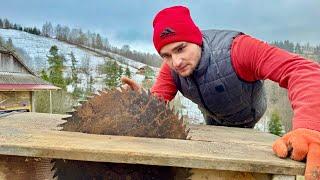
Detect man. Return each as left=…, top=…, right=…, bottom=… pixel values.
left=122, top=6, right=320, bottom=179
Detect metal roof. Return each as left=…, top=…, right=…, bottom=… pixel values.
left=0, top=45, right=59, bottom=90
left=0, top=72, right=60, bottom=90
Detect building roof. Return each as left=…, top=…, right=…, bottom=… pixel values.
left=0, top=72, right=59, bottom=91
left=0, top=45, right=36, bottom=76
left=0, top=45, right=60, bottom=91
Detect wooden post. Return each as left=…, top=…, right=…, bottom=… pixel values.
left=49, top=90, right=52, bottom=114
left=31, top=91, right=35, bottom=112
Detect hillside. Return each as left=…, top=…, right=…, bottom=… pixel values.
left=0, top=29, right=204, bottom=124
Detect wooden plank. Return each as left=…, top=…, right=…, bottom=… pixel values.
left=190, top=169, right=272, bottom=180
left=0, top=112, right=306, bottom=175
left=0, top=124, right=304, bottom=175
left=188, top=124, right=279, bottom=146
left=1, top=113, right=279, bottom=146
left=0, top=112, right=66, bottom=131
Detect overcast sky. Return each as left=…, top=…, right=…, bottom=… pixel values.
left=1, top=0, right=319, bottom=53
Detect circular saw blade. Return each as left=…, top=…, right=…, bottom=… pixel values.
left=52, top=88, right=190, bottom=180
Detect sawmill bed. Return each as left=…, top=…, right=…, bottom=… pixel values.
left=0, top=112, right=305, bottom=179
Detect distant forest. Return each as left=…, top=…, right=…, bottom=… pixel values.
left=1, top=18, right=320, bottom=67
left=271, top=40, right=320, bottom=62
left=0, top=18, right=162, bottom=67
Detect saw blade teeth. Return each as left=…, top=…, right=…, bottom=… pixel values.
left=170, top=105, right=175, bottom=113
left=185, top=127, right=191, bottom=134
left=147, top=89, right=151, bottom=96
left=52, top=171, right=58, bottom=179
left=66, top=111, right=75, bottom=115
left=92, top=93, right=100, bottom=98
left=78, top=99, right=87, bottom=104
left=51, top=161, right=57, bottom=171
left=58, top=122, right=68, bottom=128
left=118, top=86, right=124, bottom=92
left=179, top=116, right=184, bottom=123
left=57, top=87, right=191, bottom=179
left=102, top=88, right=108, bottom=92
left=86, top=95, right=94, bottom=100
left=73, top=104, right=82, bottom=109
left=116, top=87, right=122, bottom=93
left=61, top=117, right=71, bottom=121
left=141, top=89, right=147, bottom=97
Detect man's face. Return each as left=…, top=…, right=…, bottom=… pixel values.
left=159, top=41, right=201, bottom=77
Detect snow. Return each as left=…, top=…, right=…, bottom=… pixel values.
left=0, top=29, right=204, bottom=124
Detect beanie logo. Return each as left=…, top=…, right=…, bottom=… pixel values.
left=160, top=28, right=176, bottom=39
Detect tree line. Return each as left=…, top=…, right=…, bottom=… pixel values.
left=271, top=40, right=320, bottom=61
left=0, top=18, right=162, bottom=67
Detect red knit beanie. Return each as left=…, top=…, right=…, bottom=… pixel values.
left=152, top=6, right=203, bottom=53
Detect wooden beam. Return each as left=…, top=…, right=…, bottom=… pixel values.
left=0, top=113, right=306, bottom=176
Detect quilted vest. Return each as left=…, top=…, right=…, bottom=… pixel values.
left=172, top=30, right=267, bottom=128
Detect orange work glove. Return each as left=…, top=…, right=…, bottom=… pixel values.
left=272, top=128, right=320, bottom=180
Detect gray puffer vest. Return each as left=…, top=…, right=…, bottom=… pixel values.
left=172, top=29, right=267, bottom=128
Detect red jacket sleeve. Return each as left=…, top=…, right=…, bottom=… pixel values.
left=151, top=62, right=177, bottom=101
left=231, top=34, right=320, bottom=131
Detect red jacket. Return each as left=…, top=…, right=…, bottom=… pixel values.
left=151, top=34, right=320, bottom=131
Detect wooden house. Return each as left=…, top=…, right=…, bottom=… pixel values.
left=0, top=45, right=59, bottom=113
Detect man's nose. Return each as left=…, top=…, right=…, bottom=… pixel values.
left=172, top=54, right=182, bottom=68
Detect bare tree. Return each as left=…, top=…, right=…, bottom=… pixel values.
left=61, top=26, right=70, bottom=41
left=42, top=22, right=53, bottom=37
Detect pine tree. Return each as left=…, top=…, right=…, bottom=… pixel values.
left=104, top=60, right=122, bottom=88
left=3, top=19, right=11, bottom=29
left=46, top=45, right=67, bottom=89
left=125, top=65, right=131, bottom=78
left=69, top=51, right=78, bottom=85
left=142, top=66, right=155, bottom=89
left=0, top=19, right=4, bottom=28
left=268, top=111, right=284, bottom=136
left=40, top=69, right=49, bottom=81
left=96, top=33, right=103, bottom=49
left=295, top=43, right=303, bottom=54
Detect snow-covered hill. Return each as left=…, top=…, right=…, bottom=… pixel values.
left=0, top=29, right=205, bottom=124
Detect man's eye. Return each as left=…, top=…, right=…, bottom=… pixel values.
left=177, top=47, right=184, bottom=53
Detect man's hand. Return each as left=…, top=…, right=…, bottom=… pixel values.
left=120, top=76, right=142, bottom=93
left=272, top=128, right=320, bottom=180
